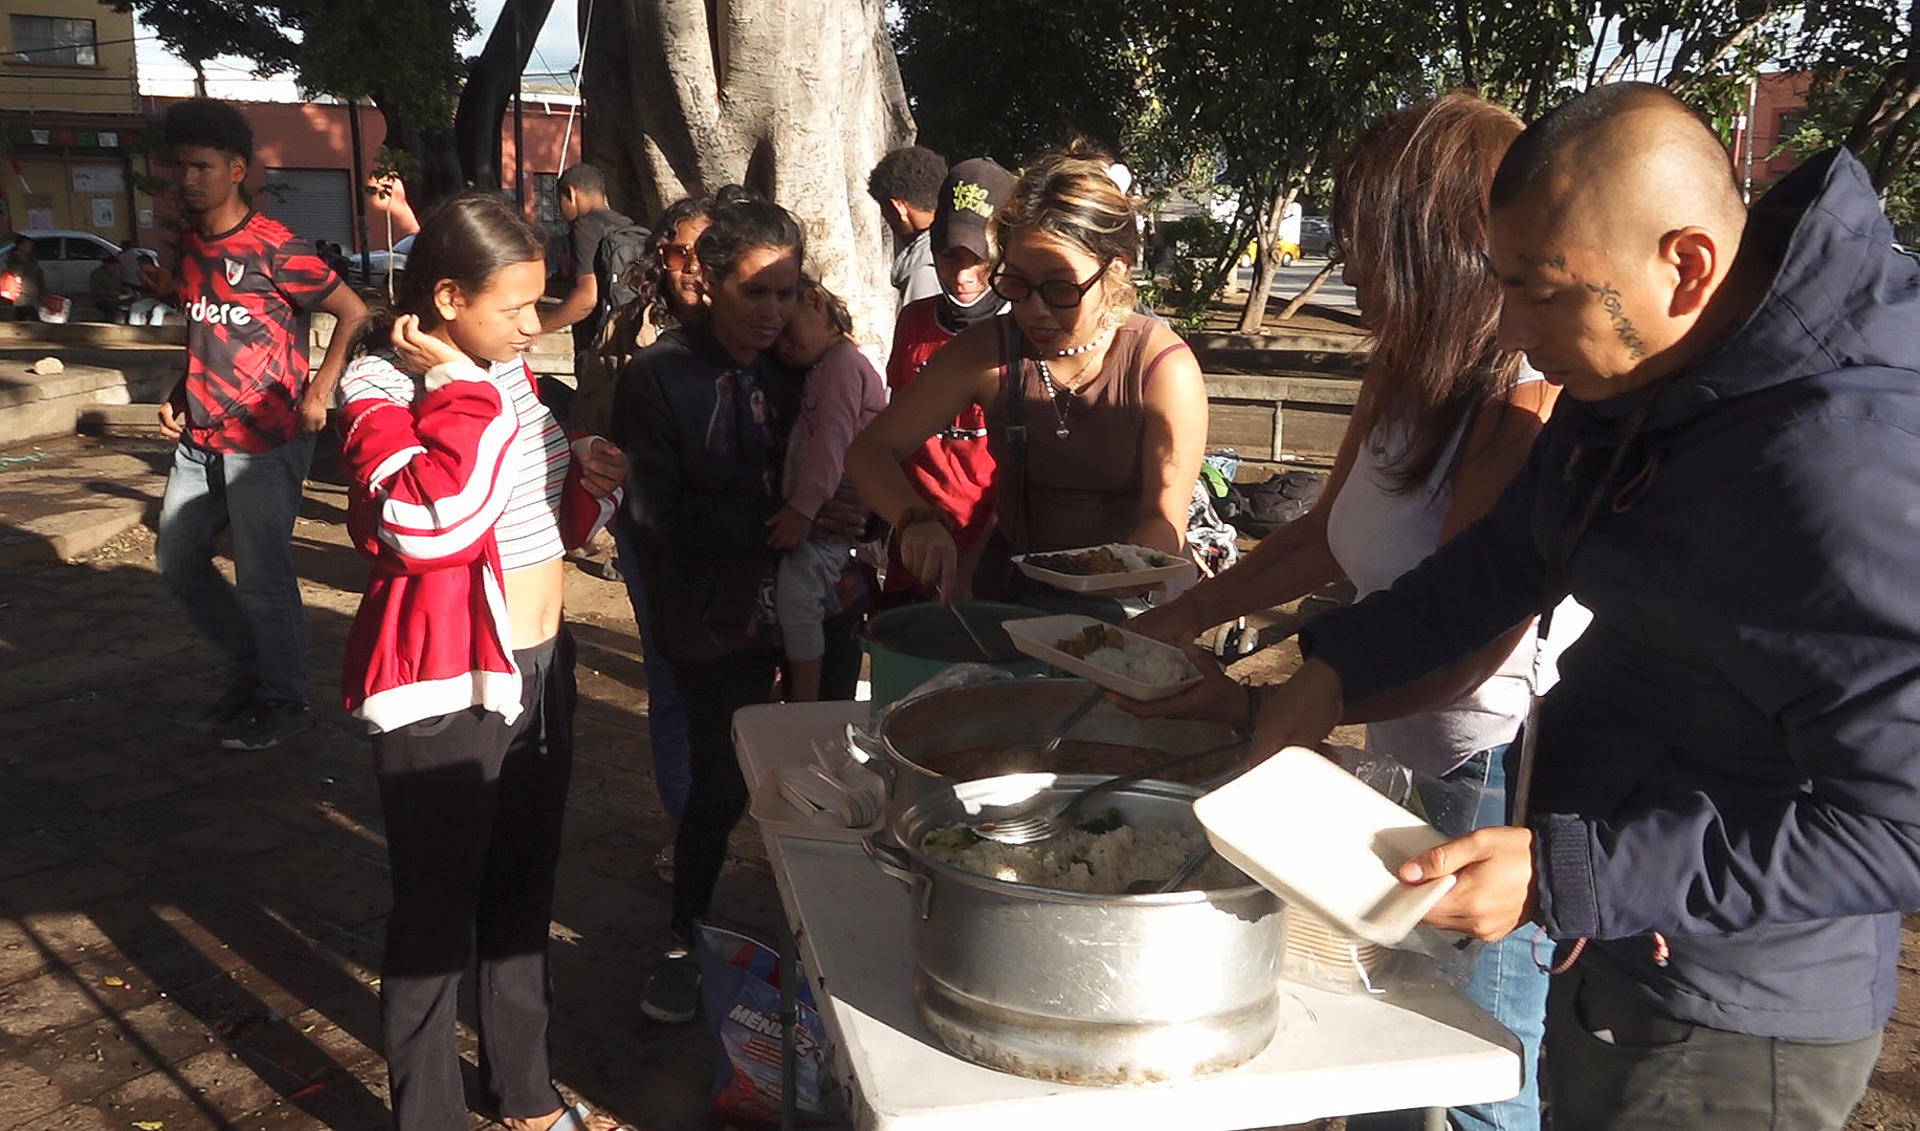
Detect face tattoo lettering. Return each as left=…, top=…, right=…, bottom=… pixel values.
left=1584, top=281, right=1648, bottom=359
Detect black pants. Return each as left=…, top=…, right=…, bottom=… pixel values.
left=373, top=633, right=576, bottom=1130
left=1544, top=963, right=1881, bottom=1130
left=667, top=611, right=862, bottom=945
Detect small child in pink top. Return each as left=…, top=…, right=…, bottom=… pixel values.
left=767, top=276, right=888, bottom=700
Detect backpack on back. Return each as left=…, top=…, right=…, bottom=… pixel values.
left=592, top=220, right=652, bottom=326
left=571, top=220, right=652, bottom=435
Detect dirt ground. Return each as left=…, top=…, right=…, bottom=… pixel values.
left=0, top=434, right=1916, bottom=1129
left=0, top=441, right=791, bottom=1130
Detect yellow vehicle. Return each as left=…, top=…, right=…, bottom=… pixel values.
left=1239, top=238, right=1302, bottom=268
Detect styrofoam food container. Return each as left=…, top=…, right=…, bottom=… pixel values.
left=1002, top=614, right=1203, bottom=702
left=1192, top=746, right=1456, bottom=946
left=1012, top=543, right=1193, bottom=593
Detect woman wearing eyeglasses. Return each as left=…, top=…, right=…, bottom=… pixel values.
left=847, top=142, right=1209, bottom=615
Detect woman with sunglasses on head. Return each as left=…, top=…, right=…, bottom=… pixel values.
left=631, top=194, right=717, bottom=348
left=847, top=141, right=1209, bottom=618
left=599, top=195, right=716, bottom=884
left=336, top=191, right=626, bottom=1131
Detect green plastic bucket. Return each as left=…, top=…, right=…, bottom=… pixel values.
left=865, top=601, right=1051, bottom=707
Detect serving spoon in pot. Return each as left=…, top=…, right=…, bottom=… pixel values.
left=948, top=601, right=998, bottom=659
left=969, top=736, right=1249, bottom=845
left=1123, top=843, right=1218, bottom=895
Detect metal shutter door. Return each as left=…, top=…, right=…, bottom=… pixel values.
left=260, top=168, right=352, bottom=248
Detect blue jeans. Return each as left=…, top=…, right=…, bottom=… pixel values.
left=155, top=437, right=315, bottom=704
left=1348, top=744, right=1547, bottom=1131
left=611, top=518, right=692, bottom=821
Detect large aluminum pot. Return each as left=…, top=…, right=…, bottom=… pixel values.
left=867, top=772, right=1284, bottom=1085
left=874, top=678, right=1241, bottom=806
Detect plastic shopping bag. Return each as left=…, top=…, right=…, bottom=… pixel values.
left=694, top=923, right=843, bottom=1123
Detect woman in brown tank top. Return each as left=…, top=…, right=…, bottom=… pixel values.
left=847, top=143, right=1209, bottom=603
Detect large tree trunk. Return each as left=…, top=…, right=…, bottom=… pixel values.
left=1235, top=185, right=1294, bottom=333
left=454, top=0, right=558, bottom=193
left=580, top=0, right=914, bottom=350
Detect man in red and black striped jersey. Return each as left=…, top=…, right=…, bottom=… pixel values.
left=149, top=98, right=368, bottom=751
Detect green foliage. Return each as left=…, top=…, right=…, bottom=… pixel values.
left=294, top=0, right=477, bottom=127
left=891, top=0, right=1149, bottom=164
left=1780, top=0, right=1917, bottom=223
left=891, top=0, right=1906, bottom=322
left=1143, top=213, right=1236, bottom=331
left=111, top=0, right=477, bottom=129
left=104, top=0, right=298, bottom=77
left=1779, top=92, right=1918, bottom=243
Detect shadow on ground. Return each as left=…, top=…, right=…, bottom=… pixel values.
left=0, top=469, right=789, bottom=1130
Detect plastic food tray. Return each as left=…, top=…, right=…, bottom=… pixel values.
left=1193, top=746, right=1456, bottom=946
left=1012, top=543, right=1193, bottom=592
left=1002, top=613, right=1203, bottom=702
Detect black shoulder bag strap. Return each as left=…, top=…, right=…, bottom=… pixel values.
left=997, top=316, right=1034, bottom=552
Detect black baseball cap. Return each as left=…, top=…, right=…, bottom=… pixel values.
left=930, top=158, right=1016, bottom=260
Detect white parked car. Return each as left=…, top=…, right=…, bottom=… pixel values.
left=0, top=229, right=158, bottom=297
left=345, top=233, right=414, bottom=283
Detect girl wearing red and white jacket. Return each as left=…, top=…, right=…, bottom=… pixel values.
left=336, top=192, right=624, bottom=1131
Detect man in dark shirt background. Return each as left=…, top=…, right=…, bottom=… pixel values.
left=866, top=145, right=947, bottom=307
left=541, top=162, right=632, bottom=420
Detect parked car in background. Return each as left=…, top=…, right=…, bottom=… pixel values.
left=0, top=230, right=158, bottom=297
left=1298, top=216, right=1333, bottom=257
left=344, top=233, right=414, bottom=284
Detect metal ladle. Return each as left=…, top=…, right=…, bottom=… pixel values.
left=948, top=601, right=998, bottom=659
left=969, top=736, right=1249, bottom=845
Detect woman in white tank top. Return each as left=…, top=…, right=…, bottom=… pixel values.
left=1129, top=95, right=1580, bottom=1131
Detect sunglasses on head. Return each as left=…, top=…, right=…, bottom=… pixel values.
left=988, top=259, right=1112, bottom=309
left=659, top=243, right=699, bottom=270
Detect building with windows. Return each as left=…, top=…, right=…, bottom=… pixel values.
left=1743, top=71, right=1814, bottom=196
left=0, top=2, right=153, bottom=252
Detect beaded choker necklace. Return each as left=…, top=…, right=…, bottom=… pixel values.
left=1040, top=335, right=1106, bottom=359
left=1031, top=328, right=1115, bottom=439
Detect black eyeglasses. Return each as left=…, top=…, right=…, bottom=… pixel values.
left=659, top=243, right=699, bottom=270
left=989, top=260, right=1112, bottom=309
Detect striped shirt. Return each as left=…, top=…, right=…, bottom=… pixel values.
left=489, top=358, right=569, bottom=571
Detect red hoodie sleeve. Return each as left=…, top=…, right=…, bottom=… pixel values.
left=338, top=356, right=518, bottom=571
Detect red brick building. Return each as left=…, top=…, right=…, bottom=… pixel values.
left=135, top=94, right=585, bottom=261
left=1734, top=71, right=1814, bottom=199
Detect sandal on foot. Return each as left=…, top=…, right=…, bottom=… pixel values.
left=549, top=1101, right=627, bottom=1131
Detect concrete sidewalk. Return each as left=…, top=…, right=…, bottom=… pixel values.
left=0, top=436, right=171, bottom=567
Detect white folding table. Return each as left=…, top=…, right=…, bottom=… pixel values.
left=733, top=701, right=1520, bottom=1131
